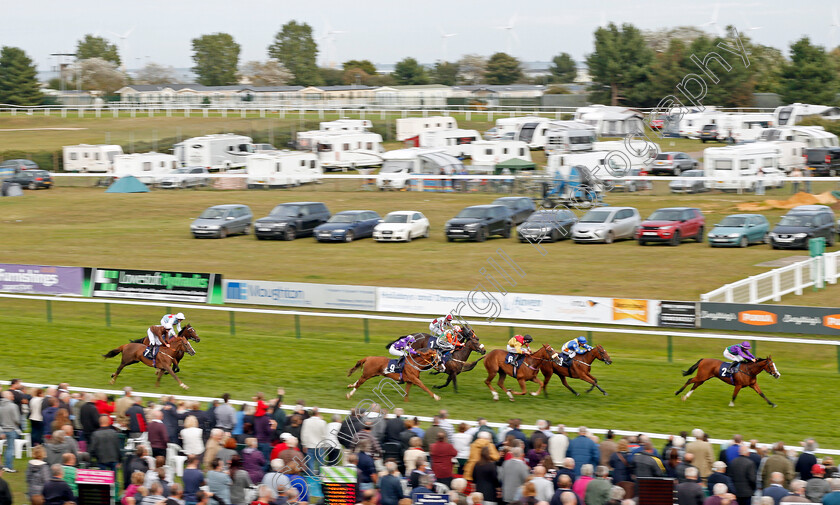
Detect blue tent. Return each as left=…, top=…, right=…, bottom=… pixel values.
left=105, top=176, right=149, bottom=193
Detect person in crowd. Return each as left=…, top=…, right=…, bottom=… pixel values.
left=0, top=391, right=20, bottom=475
left=723, top=435, right=744, bottom=465
left=796, top=440, right=819, bottom=482
left=378, top=461, right=404, bottom=505
left=474, top=446, right=501, bottom=505
left=599, top=431, right=618, bottom=467
left=449, top=478, right=469, bottom=505
left=805, top=464, right=830, bottom=503
left=423, top=416, right=446, bottom=451
left=196, top=490, right=213, bottom=505
left=633, top=442, right=665, bottom=478
left=166, top=483, right=185, bottom=505
left=229, top=455, right=254, bottom=505
left=126, top=397, right=147, bottom=439
left=115, top=388, right=134, bottom=429
left=182, top=456, right=206, bottom=505
left=354, top=439, right=377, bottom=492
left=665, top=447, right=681, bottom=479
left=300, top=407, right=327, bottom=473
left=568, top=427, right=599, bottom=476
left=204, top=429, right=225, bottom=470
left=89, top=415, right=121, bottom=472
left=551, top=474, right=581, bottom=505
left=528, top=438, right=550, bottom=469
left=404, top=436, right=425, bottom=473
left=729, top=446, right=757, bottom=505
left=531, top=466, right=554, bottom=503
left=214, top=394, right=236, bottom=432
left=140, top=482, right=168, bottom=505
left=585, top=465, right=612, bottom=505
left=214, top=437, right=237, bottom=469
left=451, top=423, right=472, bottom=474
left=762, top=472, right=790, bottom=505
left=45, top=430, right=77, bottom=466
left=703, top=483, right=731, bottom=505
left=708, top=461, right=736, bottom=494
left=123, top=471, right=147, bottom=505
left=549, top=425, right=569, bottom=469
left=60, top=453, right=78, bottom=497
left=517, top=481, right=539, bottom=505
left=780, top=480, right=809, bottom=503
left=465, top=431, right=500, bottom=482
left=822, top=479, right=840, bottom=505
left=29, top=389, right=46, bottom=445
left=411, top=473, right=437, bottom=502
left=42, top=464, right=75, bottom=505
left=676, top=467, right=704, bottom=505
left=554, top=458, right=576, bottom=489
left=207, top=458, right=232, bottom=505
left=181, top=416, right=205, bottom=461
left=677, top=453, right=696, bottom=483
left=430, top=431, right=457, bottom=488
left=261, top=458, right=290, bottom=495
left=609, top=439, right=633, bottom=484
left=502, top=447, right=531, bottom=504
left=572, top=464, right=594, bottom=503
left=147, top=410, right=169, bottom=459
left=686, top=429, right=715, bottom=481
left=125, top=446, right=151, bottom=490
left=241, top=438, right=266, bottom=484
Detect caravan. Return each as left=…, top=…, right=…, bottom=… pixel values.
left=62, top=144, right=124, bottom=173
left=173, top=134, right=256, bottom=171
left=759, top=126, right=839, bottom=149
left=677, top=108, right=725, bottom=138
left=545, top=121, right=597, bottom=154
left=245, top=152, right=322, bottom=188
left=715, top=113, right=775, bottom=142
left=376, top=148, right=465, bottom=190
left=513, top=118, right=555, bottom=149
left=319, top=119, right=372, bottom=132
left=112, top=152, right=179, bottom=185
left=396, top=116, right=458, bottom=141
left=410, top=129, right=480, bottom=158
left=295, top=131, right=384, bottom=171
left=470, top=141, right=532, bottom=172
left=704, top=144, right=786, bottom=191
left=773, top=103, right=840, bottom=127
left=574, top=105, right=645, bottom=138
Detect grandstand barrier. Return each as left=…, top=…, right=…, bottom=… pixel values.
left=1, top=379, right=837, bottom=457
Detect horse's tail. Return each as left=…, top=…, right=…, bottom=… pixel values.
left=102, top=345, right=126, bottom=359
left=347, top=358, right=366, bottom=377
left=384, top=337, right=401, bottom=350
left=682, top=359, right=703, bottom=376
left=461, top=356, right=486, bottom=372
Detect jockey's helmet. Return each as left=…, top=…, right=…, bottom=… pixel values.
left=741, top=341, right=751, bottom=349
left=523, top=334, right=533, bottom=343
left=175, top=312, right=185, bottom=320
left=577, top=336, right=587, bottom=345
left=445, top=314, right=453, bottom=322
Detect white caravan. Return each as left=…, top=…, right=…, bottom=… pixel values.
left=396, top=116, right=458, bottom=141
left=245, top=152, right=322, bottom=188
left=773, top=103, right=840, bottom=127
left=415, top=129, right=480, bottom=158
left=62, top=144, right=124, bottom=173
left=493, top=116, right=550, bottom=138
left=704, top=144, right=786, bottom=191
left=573, top=105, right=645, bottom=137
left=677, top=107, right=724, bottom=138
left=319, top=119, right=372, bottom=132
left=759, top=126, right=840, bottom=148
left=295, top=131, right=384, bottom=171
left=173, top=134, right=255, bottom=171
left=376, top=148, right=465, bottom=190
left=513, top=118, right=556, bottom=149
left=112, top=152, right=178, bottom=184
left=715, top=113, right=775, bottom=142
left=545, top=121, right=598, bottom=154
left=470, top=141, right=532, bottom=172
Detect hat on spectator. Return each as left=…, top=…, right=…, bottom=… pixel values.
left=280, top=432, right=292, bottom=440
left=812, top=464, right=826, bottom=475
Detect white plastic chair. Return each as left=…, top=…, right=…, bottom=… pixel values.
left=15, top=432, right=32, bottom=459
left=167, top=443, right=188, bottom=477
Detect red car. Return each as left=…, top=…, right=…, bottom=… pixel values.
left=636, top=207, right=705, bottom=246
left=650, top=118, right=664, bottom=130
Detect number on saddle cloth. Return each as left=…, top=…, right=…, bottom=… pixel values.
left=385, top=358, right=404, bottom=375
left=505, top=352, right=517, bottom=365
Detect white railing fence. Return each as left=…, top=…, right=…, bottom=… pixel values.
left=701, top=251, right=840, bottom=303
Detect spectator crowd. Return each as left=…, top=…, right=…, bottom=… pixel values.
left=1, top=380, right=839, bottom=505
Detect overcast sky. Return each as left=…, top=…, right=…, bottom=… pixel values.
left=5, top=0, right=838, bottom=71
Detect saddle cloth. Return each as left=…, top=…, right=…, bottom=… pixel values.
left=719, top=362, right=739, bottom=377
left=384, top=358, right=403, bottom=375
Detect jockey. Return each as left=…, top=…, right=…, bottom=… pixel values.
left=430, top=314, right=454, bottom=340
left=506, top=334, right=533, bottom=367
left=160, top=312, right=185, bottom=339
left=561, top=336, right=592, bottom=362
left=722, top=341, right=756, bottom=376
left=146, top=323, right=172, bottom=358
left=388, top=335, right=420, bottom=359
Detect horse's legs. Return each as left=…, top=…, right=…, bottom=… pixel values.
left=484, top=368, right=500, bottom=401
left=542, top=372, right=552, bottom=397
left=407, top=377, right=440, bottom=402
left=162, top=363, right=188, bottom=390
left=434, top=372, right=454, bottom=390
left=579, top=372, right=607, bottom=396
left=155, top=368, right=165, bottom=387
left=109, top=358, right=130, bottom=384
left=403, top=382, right=412, bottom=402
left=729, top=385, right=743, bottom=407
left=679, top=375, right=709, bottom=401
left=346, top=373, right=371, bottom=399
left=559, top=376, right=579, bottom=396
left=451, top=373, right=458, bottom=394
left=750, top=384, right=777, bottom=408
left=529, top=376, right=545, bottom=397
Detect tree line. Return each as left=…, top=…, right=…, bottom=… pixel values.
left=0, top=21, right=838, bottom=106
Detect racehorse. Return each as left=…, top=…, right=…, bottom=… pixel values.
left=399, top=325, right=486, bottom=393
left=129, top=325, right=200, bottom=373
left=675, top=356, right=781, bottom=407
left=483, top=344, right=561, bottom=401
left=539, top=345, right=613, bottom=397
left=346, top=348, right=446, bottom=402
left=103, top=335, right=196, bottom=389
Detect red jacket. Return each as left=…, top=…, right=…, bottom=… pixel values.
left=148, top=420, right=169, bottom=449
left=430, top=441, right=458, bottom=479
left=95, top=400, right=114, bottom=415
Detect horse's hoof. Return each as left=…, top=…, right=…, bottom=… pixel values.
left=531, top=392, right=538, bottom=396
left=433, top=394, right=441, bottom=401
left=728, top=401, right=735, bottom=407
left=770, top=403, right=777, bottom=408
left=681, top=396, right=688, bottom=401
left=109, top=379, right=115, bottom=385
left=346, top=393, right=352, bottom=399
left=602, top=391, right=608, bottom=396
left=491, top=392, right=499, bottom=401
left=574, top=393, right=580, bottom=397
left=180, top=384, right=189, bottom=390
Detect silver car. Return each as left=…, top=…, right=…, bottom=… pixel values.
left=651, top=152, right=699, bottom=175
left=571, top=206, right=641, bottom=244
left=669, top=169, right=709, bottom=194
left=191, top=204, right=253, bottom=238
left=159, top=167, right=211, bottom=189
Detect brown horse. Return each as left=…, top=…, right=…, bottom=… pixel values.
left=484, top=344, right=561, bottom=401
left=539, top=345, right=613, bottom=397
left=346, top=348, right=446, bottom=402
left=129, top=325, right=200, bottom=373
left=103, top=335, right=196, bottom=389
left=431, top=332, right=487, bottom=393
left=675, top=356, right=781, bottom=407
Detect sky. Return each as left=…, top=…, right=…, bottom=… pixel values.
left=4, top=0, right=839, bottom=72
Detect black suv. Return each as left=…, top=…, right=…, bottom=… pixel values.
left=769, top=205, right=837, bottom=249
left=806, top=147, right=840, bottom=177
left=254, top=201, right=331, bottom=240
left=492, top=196, right=536, bottom=225
left=699, top=124, right=719, bottom=143
left=446, top=204, right=513, bottom=242
left=4, top=169, right=52, bottom=189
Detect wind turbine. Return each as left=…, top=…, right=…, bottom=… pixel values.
left=496, top=13, right=520, bottom=55
left=831, top=6, right=840, bottom=50
left=320, top=20, right=347, bottom=68
left=701, top=3, right=724, bottom=37
left=439, top=26, right=457, bottom=62
left=108, top=27, right=134, bottom=71
left=740, top=13, right=762, bottom=37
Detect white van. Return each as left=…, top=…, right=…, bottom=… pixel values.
left=759, top=126, right=839, bottom=148
left=414, top=129, right=480, bottom=158
left=376, top=148, right=464, bottom=190
left=296, top=131, right=384, bottom=171
left=62, top=144, right=124, bottom=173
left=112, top=152, right=178, bottom=185
left=545, top=121, right=598, bottom=154
left=773, top=103, right=840, bottom=127
left=319, top=119, right=372, bottom=132
left=396, top=116, right=458, bottom=141
left=173, top=134, right=255, bottom=171
left=704, top=144, right=786, bottom=191
left=246, top=152, right=322, bottom=188
left=493, top=116, right=550, bottom=139
left=470, top=141, right=532, bottom=172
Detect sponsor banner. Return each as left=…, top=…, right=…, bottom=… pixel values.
left=89, top=268, right=222, bottom=303
left=700, top=302, right=840, bottom=335
left=376, top=287, right=658, bottom=325
left=657, top=300, right=699, bottom=328
left=0, top=263, right=84, bottom=296
left=224, top=279, right=376, bottom=311
left=76, top=469, right=115, bottom=484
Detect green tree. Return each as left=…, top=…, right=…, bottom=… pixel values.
left=0, top=46, right=44, bottom=105
left=748, top=43, right=785, bottom=94
left=640, top=38, right=690, bottom=106
left=779, top=37, right=839, bottom=105
left=548, top=52, right=577, bottom=83
left=586, top=23, right=654, bottom=105
left=430, top=61, right=459, bottom=86
left=319, top=67, right=344, bottom=86
left=191, top=33, right=240, bottom=86
left=683, top=33, right=754, bottom=107
left=393, top=57, right=429, bottom=85
left=485, top=52, right=522, bottom=84
left=457, top=54, right=486, bottom=84
left=268, top=21, right=321, bottom=86
left=342, top=59, right=377, bottom=76
left=76, top=35, right=120, bottom=65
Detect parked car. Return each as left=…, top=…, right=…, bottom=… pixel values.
left=517, top=209, right=578, bottom=243
left=254, top=143, right=277, bottom=152
left=3, top=169, right=52, bottom=189
left=159, top=167, right=211, bottom=188
left=571, top=207, right=641, bottom=244
left=769, top=205, right=837, bottom=249
left=805, top=147, right=840, bottom=177
left=707, top=214, right=770, bottom=247
left=637, top=207, right=705, bottom=246
left=612, top=167, right=652, bottom=192
left=700, top=124, right=720, bottom=143
left=492, top=196, right=536, bottom=225
left=669, top=169, right=709, bottom=194
left=314, top=210, right=381, bottom=242
left=650, top=118, right=664, bottom=130
left=445, top=204, right=513, bottom=242
left=254, top=201, right=331, bottom=240
left=373, top=211, right=430, bottom=242
left=483, top=127, right=499, bottom=140
left=191, top=204, right=253, bottom=238
left=650, top=152, right=699, bottom=175
left=0, top=159, right=39, bottom=172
